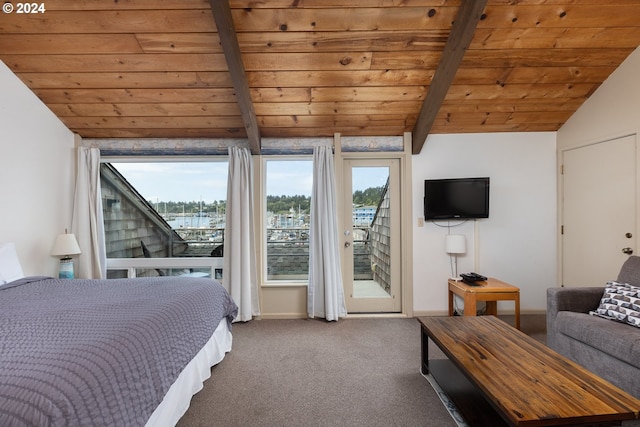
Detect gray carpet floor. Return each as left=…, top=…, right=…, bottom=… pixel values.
left=176, top=314, right=546, bottom=427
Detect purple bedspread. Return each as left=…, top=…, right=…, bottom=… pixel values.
left=0, top=276, right=238, bottom=427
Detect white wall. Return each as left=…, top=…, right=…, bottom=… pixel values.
left=558, top=46, right=640, bottom=148
left=412, top=132, right=557, bottom=314
left=0, top=61, right=75, bottom=276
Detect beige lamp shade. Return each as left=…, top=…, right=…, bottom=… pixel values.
left=51, top=233, right=82, bottom=258
left=445, top=234, right=466, bottom=255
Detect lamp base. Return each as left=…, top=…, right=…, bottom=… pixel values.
left=58, top=258, right=74, bottom=279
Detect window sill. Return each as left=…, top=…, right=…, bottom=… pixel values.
left=261, top=281, right=308, bottom=288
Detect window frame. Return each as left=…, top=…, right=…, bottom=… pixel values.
left=100, top=155, right=229, bottom=279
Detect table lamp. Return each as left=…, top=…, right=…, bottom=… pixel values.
left=446, top=234, right=466, bottom=279
left=51, top=231, right=81, bottom=279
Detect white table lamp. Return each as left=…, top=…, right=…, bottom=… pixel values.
left=51, top=232, right=81, bottom=279
left=446, top=234, right=466, bottom=279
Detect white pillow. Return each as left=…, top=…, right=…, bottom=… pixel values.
left=0, top=243, right=25, bottom=284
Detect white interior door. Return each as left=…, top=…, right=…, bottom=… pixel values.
left=342, top=159, right=401, bottom=313
left=562, top=135, right=637, bottom=286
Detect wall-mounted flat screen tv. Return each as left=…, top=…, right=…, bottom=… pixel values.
left=424, top=177, right=490, bottom=220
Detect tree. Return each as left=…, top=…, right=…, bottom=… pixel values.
left=266, top=194, right=310, bottom=214
left=352, top=186, right=385, bottom=207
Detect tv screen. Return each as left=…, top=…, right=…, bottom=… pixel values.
left=424, top=177, right=490, bottom=220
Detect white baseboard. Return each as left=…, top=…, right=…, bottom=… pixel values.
left=259, top=313, right=308, bottom=320
left=412, top=309, right=547, bottom=317
left=258, top=309, right=547, bottom=320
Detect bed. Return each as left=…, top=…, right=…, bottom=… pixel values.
left=0, top=274, right=238, bottom=427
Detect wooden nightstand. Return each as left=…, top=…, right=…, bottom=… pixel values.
left=448, top=277, right=520, bottom=329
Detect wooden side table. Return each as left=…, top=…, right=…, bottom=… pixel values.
left=448, top=277, right=520, bottom=329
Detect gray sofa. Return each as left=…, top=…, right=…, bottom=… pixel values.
left=547, top=255, right=640, bottom=398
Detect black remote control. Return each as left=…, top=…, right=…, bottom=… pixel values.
left=460, top=272, right=487, bottom=284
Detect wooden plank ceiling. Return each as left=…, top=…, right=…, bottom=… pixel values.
left=1, top=0, right=640, bottom=154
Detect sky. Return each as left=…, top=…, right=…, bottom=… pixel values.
left=112, top=160, right=388, bottom=204
left=113, top=162, right=229, bottom=203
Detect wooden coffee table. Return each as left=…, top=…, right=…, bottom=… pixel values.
left=448, top=277, right=520, bottom=329
left=418, top=316, right=640, bottom=427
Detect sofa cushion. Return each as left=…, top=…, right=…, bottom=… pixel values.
left=617, top=255, right=640, bottom=287
left=556, top=311, right=640, bottom=368
left=591, top=281, right=640, bottom=328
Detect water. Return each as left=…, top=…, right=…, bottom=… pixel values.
left=165, top=215, right=221, bottom=229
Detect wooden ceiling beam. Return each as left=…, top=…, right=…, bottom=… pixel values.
left=209, top=0, right=261, bottom=155
left=411, top=0, right=488, bottom=155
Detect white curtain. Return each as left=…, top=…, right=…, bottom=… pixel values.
left=71, top=146, right=107, bottom=279
left=224, top=146, right=260, bottom=321
left=308, top=145, right=347, bottom=321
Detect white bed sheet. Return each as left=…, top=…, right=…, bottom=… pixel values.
left=145, top=319, right=233, bottom=427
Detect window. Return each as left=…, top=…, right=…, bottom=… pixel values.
left=264, top=159, right=313, bottom=282
left=100, top=160, right=228, bottom=278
